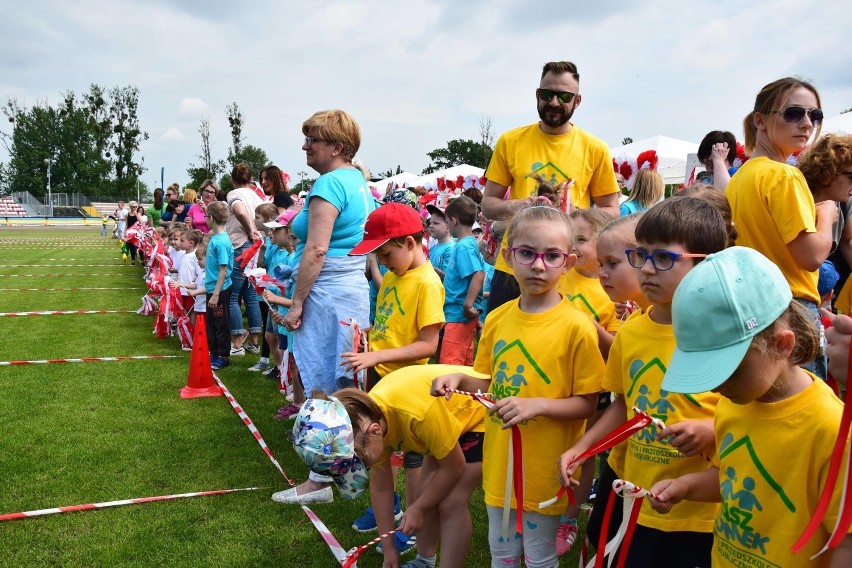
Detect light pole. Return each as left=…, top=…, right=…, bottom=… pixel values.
left=44, top=158, right=52, bottom=218
left=298, top=170, right=307, bottom=193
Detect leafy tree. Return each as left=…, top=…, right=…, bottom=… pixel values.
left=226, top=102, right=244, bottom=160
left=379, top=165, right=403, bottom=178
left=622, top=137, right=633, bottom=145
left=291, top=177, right=315, bottom=195
left=421, top=139, right=492, bottom=174
left=109, top=85, right=148, bottom=196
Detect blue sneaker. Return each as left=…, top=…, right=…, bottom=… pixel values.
left=211, top=357, right=230, bottom=370
left=376, top=532, right=415, bottom=556
left=352, top=493, right=402, bottom=532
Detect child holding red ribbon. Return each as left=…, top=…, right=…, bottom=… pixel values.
left=647, top=246, right=852, bottom=566
left=559, top=196, right=728, bottom=567
left=434, top=204, right=605, bottom=567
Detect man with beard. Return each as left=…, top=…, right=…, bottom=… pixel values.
left=482, top=60, right=620, bottom=312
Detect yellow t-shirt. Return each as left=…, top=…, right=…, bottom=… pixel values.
left=474, top=296, right=605, bottom=515
left=712, top=376, right=848, bottom=567
left=559, top=268, right=620, bottom=332
left=601, top=308, right=720, bottom=532
left=726, top=156, right=819, bottom=303
left=371, top=364, right=488, bottom=466
left=369, top=262, right=445, bottom=377
left=834, top=277, right=852, bottom=314
left=486, top=123, right=619, bottom=275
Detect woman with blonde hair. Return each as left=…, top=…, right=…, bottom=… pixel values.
left=725, top=76, right=832, bottom=378
left=277, top=109, right=376, bottom=505
left=619, top=168, right=663, bottom=216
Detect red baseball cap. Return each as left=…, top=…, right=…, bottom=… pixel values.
left=349, top=203, right=424, bottom=255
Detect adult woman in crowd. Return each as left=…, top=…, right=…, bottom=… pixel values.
left=160, top=183, right=181, bottom=227
left=279, top=109, right=375, bottom=504
left=619, top=167, right=664, bottom=216
left=260, top=165, right=294, bottom=213
left=185, top=180, right=218, bottom=233
left=725, top=77, right=834, bottom=378
left=226, top=163, right=264, bottom=354
left=147, top=188, right=165, bottom=226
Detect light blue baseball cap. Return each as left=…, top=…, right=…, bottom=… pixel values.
left=292, top=397, right=369, bottom=499
left=663, top=247, right=792, bottom=394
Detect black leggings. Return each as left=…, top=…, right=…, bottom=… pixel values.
left=258, top=300, right=270, bottom=358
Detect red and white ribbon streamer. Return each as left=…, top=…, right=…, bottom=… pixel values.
left=792, top=318, right=852, bottom=557
left=0, top=355, right=179, bottom=366
left=0, top=287, right=143, bottom=292
left=212, top=373, right=296, bottom=486
left=302, top=505, right=351, bottom=565
left=631, top=405, right=712, bottom=463
left=0, top=310, right=136, bottom=317
left=341, top=318, right=367, bottom=390
left=587, top=479, right=656, bottom=568
left=0, top=273, right=117, bottom=277
left=446, top=387, right=524, bottom=537
left=0, top=487, right=261, bottom=522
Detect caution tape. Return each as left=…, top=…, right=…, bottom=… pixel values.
left=0, top=355, right=179, bottom=366
left=0, top=310, right=137, bottom=317
left=0, top=287, right=143, bottom=292
left=212, top=373, right=296, bottom=486
left=0, top=274, right=118, bottom=277
left=0, top=487, right=261, bottom=522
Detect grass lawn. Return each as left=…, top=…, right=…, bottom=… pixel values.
left=0, top=227, right=587, bottom=567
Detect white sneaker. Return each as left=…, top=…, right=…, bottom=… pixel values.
left=245, top=343, right=261, bottom=354
left=248, top=361, right=272, bottom=372
left=271, top=486, right=333, bottom=505
left=230, top=346, right=246, bottom=357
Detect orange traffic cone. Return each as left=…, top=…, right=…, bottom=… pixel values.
left=180, top=313, right=224, bottom=399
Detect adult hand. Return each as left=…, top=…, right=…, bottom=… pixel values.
left=827, top=314, right=852, bottom=386
left=657, top=419, right=714, bottom=457
left=283, top=304, right=302, bottom=331
left=816, top=200, right=840, bottom=225
left=489, top=396, right=541, bottom=429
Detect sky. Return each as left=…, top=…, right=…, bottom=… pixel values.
left=1, top=0, right=851, bottom=190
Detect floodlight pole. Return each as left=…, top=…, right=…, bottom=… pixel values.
left=44, top=158, right=52, bottom=218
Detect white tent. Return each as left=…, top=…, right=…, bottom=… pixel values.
left=369, top=171, right=419, bottom=192
left=611, top=135, right=698, bottom=185
left=405, top=164, right=485, bottom=189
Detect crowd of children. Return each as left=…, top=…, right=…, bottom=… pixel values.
left=116, top=75, right=852, bottom=568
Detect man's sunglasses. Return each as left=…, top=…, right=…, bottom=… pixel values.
left=536, top=88, right=576, bottom=104
left=769, top=105, right=823, bottom=125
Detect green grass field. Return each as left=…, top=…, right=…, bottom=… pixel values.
left=0, top=227, right=586, bottom=567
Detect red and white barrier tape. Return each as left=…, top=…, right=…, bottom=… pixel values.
left=0, top=355, right=179, bottom=366
left=302, top=505, right=351, bottom=565
left=0, top=273, right=117, bottom=277
left=342, top=529, right=400, bottom=567
left=0, top=310, right=137, bottom=317
left=0, top=287, right=143, bottom=292
left=0, top=487, right=261, bottom=522
left=211, top=373, right=296, bottom=486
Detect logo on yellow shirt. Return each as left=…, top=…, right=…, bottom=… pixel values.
left=567, top=293, right=600, bottom=322
left=526, top=162, right=571, bottom=197
left=371, top=286, right=406, bottom=342
left=490, top=339, right=550, bottom=404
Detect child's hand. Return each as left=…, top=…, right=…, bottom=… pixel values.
left=557, top=448, right=587, bottom=488
left=489, top=396, right=541, bottom=429
left=657, top=419, right=714, bottom=457
left=208, top=292, right=219, bottom=308
left=169, top=280, right=180, bottom=289
left=431, top=373, right=463, bottom=399
left=710, top=142, right=729, bottom=163
left=270, top=310, right=285, bottom=325
left=647, top=478, right=687, bottom=514
left=341, top=351, right=378, bottom=373
left=397, top=503, right=424, bottom=537
left=261, top=289, right=278, bottom=303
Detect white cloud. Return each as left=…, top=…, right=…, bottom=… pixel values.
left=178, top=97, right=209, bottom=119
left=0, top=0, right=850, bottom=182
left=160, top=127, right=185, bottom=142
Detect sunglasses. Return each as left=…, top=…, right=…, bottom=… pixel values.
left=769, top=105, right=823, bottom=125
left=625, top=249, right=707, bottom=272
left=536, top=88, right=576, bottom=104
left=304, top=136, right=330, bottom=146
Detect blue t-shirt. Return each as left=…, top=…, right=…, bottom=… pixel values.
left=619, top=199, right=648, bottom=217
left=264, top=237, right=291, bottom=297
left=291, top=168, right=376, bottom=264
left=274, top=251, right=297, bottom=340
left=429, top=241, right=455, bottom=275
left=205, top=232, right=234, bottom=294
left=443, top=236, right=487, bottom=323
left=479, top=264, right=495, bottom=323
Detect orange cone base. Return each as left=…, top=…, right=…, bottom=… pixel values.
left=180, top=385, right=224, bottom=399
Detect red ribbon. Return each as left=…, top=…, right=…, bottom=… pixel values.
left=236, top=240, right=263, bottom=270
left=791, top=320, right=852, bottom=554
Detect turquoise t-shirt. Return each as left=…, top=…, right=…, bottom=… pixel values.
left=443, top=236, right=486, bottom=323
left=479, top=264, right=495, bottom=323
left=619, top=199, right=648, bottom=217
left=291, top=168, right=376, bottom=264
left=205, top=232, right=234, bottom=294
left=264, top=237, right=291, bottom=297
left=274, top=251, right=297, bottom=341
left=429, top=241, right=455, bottom=274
